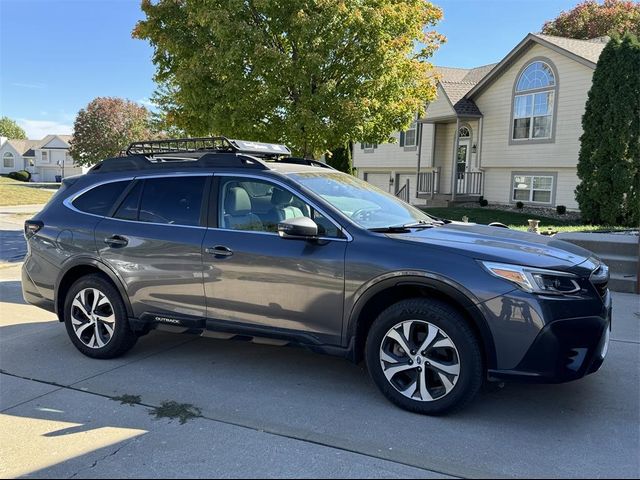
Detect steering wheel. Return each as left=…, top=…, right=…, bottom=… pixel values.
left=351, top=207, right=380, bottom=223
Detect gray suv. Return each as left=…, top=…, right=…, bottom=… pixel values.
left=22, top=137, right=612, bottom=414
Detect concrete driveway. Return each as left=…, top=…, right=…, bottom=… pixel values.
left=1, top=212, right=639, bottom=478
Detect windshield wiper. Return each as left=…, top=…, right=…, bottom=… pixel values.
left=368, top=221, right=436, bottom=233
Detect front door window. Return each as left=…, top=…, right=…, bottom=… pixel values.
left=456, top=145, right=468, bottom=179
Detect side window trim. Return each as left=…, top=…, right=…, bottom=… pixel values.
left=64, top=178, right=134, bottom=219
left=212, top=173, right=352, bottom=241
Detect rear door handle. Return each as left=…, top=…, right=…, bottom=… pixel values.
left=205, top=245, right=233, bottom=257
left=104, top=235, right=129, bottom=247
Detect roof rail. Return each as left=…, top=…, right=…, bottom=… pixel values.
left=125, top=136, right=291, bottom=158
left=273, top=157, right=336, bottom=170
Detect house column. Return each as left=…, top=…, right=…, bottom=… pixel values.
left=450, top=118, right=460, bottom=200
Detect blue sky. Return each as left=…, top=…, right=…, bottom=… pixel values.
left=0, top=0, right=579, bottom=139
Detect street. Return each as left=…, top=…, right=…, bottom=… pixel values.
left=0, top=210, right=639, bottom=479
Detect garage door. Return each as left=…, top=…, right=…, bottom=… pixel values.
left=364, top=172, right=391, bottom=193
left=396, top=173, right=418, bottom=204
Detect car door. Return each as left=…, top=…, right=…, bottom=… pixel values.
left=202, top=174, right=348, bottom=346
left=95, top=174, right=211, bottom=324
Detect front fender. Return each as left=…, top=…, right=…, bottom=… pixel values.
left=345, top=271, right=497, bottom=370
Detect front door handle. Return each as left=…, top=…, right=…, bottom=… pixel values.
left=104, top=235, right=129, bottom=247
left=205, top=245, right=233, bottom=257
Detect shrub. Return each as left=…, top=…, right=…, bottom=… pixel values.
left=556, top=205, right=567, bottom=215
left=478, top=196, right=484, bottom=205
left=8, top=170, right=31, bottom=182
left=516, top=201, right=524, bottom=209
left=479, top=199, right=489, bottom=207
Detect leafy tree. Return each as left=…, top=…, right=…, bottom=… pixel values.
left=542, top=0, right=640, bottom=39
left=133, top=0, right=444, bottom=158
left=575, top=33, right=640, bottom=226
left=0, top=116, right=27, bottom=139
left=69, top=97, right=153, bottom=166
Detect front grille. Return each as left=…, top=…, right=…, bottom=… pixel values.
left=590, top=263, right=609, bottom=298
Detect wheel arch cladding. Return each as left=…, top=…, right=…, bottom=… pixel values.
left=55, top=259, right=133, bottom=321
left=348, top=277, right=497, bottom=369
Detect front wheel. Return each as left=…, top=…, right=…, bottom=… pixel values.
left=365, top=298, right=483, bottom=415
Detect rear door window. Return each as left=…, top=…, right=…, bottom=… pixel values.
left=137, top=176, right=207, bottom=226
left=113, top=181, right=143, bottom=221
left=73, top=181, right=129, bottom=216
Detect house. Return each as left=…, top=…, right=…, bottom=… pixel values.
left=353, top=33, right=609, bottom=210
left=0, top=134, right=89, bottom=182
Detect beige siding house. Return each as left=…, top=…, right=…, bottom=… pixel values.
left=353, top=33, right=608, bottom=210
left=0, top=134, right=89, bottom=182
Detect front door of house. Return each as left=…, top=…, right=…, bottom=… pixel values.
left=456, top=139, right=471, bottom=194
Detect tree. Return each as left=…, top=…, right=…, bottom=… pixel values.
left=0, top=116, right=27, bottom=139
left=575, top=33, right=640, bottom=226
left=542, top=0, right=640, bottom=39
left=69, top=97, right=153, bottom=166
left=133, top=0, right=444, bottom=158
left=327, top=142, right=353, bottom=174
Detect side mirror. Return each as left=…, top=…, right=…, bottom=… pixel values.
left=278, top=217, right=318, bottom=240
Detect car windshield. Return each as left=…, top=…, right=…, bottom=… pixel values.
left=289, top=171, right=435, bottom=229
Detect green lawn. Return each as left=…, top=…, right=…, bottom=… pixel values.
left=421, top=207, right=626, bottom=233
left=0, top=177, right=55, bottom=206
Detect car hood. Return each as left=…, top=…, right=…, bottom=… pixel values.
left=396, top=223, right=595, bottom=271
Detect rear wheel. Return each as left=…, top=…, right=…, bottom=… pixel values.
left=365, top=298, right=483, bottom=415
left=63, top=274, right=137, bottom=359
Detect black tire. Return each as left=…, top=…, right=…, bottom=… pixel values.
left=63, top=273, right=137, bottom=359
left=365, top=298, right=483, bottom=415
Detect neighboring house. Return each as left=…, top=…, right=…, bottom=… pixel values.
left=353, top=33, right=608, bottom=210
left=0, top=134, right=90, bottom=182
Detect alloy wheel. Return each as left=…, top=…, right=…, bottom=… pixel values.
left=379, top=320, right=460, bottom=402
left=70, top=288, right=116, bottom=349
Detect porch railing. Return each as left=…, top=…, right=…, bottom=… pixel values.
left=455, top=171, right=483, bottom=195
left=395, top=178, right=410, bottom=203
left=417, top=168, right=440, bottom=195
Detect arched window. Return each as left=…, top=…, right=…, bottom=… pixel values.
left=512, top=60, right=557, bottom=141
left=458, top=126, right=471, bottom=139
left=3, top=152, right=14, bottom=169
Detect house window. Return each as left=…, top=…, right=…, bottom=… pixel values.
left=403, top=122, right=418, bottom=147
left=458, top=126, right=471, bottom=139
left=41, top=151, right=49, bottom=163
left=512, top=174, right=554, bottom=204
left=3, top=152, right=14, bottom=168
left=361, top=143, right=377, bottom=150
left=512, top=61, right=556, bottom=141
left=65, top=152, right=72, bottom=164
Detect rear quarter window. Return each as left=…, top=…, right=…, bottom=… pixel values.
left=72, top=181, right=129, bottom=216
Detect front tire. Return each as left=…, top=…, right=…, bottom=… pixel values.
left=63, top=274, right=137, bottom=359
left=365, top=298, right=483, bottom=415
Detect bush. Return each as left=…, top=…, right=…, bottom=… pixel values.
left=556, top=205, right=567, bottom=215
left=8, top=170, right=31, bottom=182
left=516, top=201, right=524, bottom=209
left=478, top=196, right=484, bottom=205
left=479, top=199, right=489, bottom=207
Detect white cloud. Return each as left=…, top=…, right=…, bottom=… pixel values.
left=11, top=82, right=46, bottom=89
left=137, top=97, right=157, bottom=110
left=17, top=119, right=73, bottom=139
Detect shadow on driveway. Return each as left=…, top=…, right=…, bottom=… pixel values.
left=0, top=229, right=26, bottom=263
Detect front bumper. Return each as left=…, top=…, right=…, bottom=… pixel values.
left=488, top=291, right=612, bottom=383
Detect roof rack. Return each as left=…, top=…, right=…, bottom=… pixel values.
left=125, top=136, right=291, bottom=158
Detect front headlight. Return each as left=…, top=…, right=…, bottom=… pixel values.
left=480, top=261, right=581, bottom=295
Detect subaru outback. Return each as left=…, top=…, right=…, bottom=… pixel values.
left=22, top=137, right=612, bottom=414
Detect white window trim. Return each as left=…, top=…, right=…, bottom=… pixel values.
left=404, top=122, right=417, bottom=147
left=513, top=91, right=554, bottom=141
left=512, top=174, right=554, bottom=204
left=3, top=152, right=15, bottom=169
